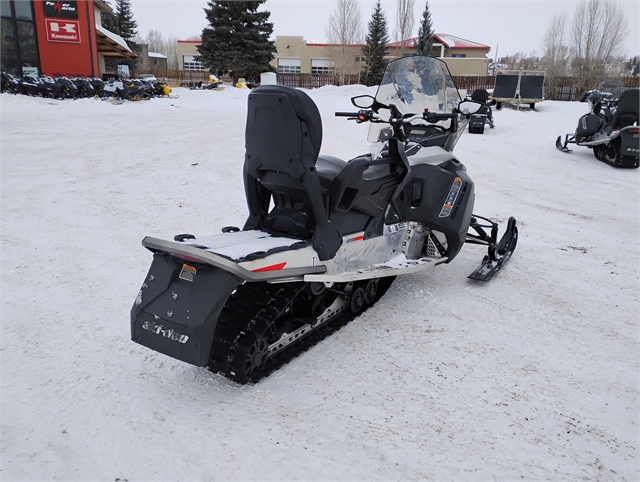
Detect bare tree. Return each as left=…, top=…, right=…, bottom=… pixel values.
left=165, top=35, right=179, bottom=70
left=395, top=0, right=415, bottom=57
left=541, top=12, right=570, bottom=98
left=146, top=29, right=164, bottom=53
left=541, top=12, right=570, bottom=77
left=325, top=0, right=362, bottom=85
left=570, top=0, right=628, bottom=92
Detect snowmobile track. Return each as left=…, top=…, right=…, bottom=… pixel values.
left=208, top=277, right=396, bottom=384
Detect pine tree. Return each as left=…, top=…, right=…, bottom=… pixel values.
left=112, top=0, right=138, bottom=48
left=361, top=0, right=389, bottom=87
left=197, top=1, right=276, bottom=83
left=414, top=0, right=435, bottom=56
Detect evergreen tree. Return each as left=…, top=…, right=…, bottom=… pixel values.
left=112, top=0, right=138, bottom=48
left=197, top=1, right=276, bottom=82
left=414, top=0, right=435, bottom=56
left=361, top=0, right=389, bottom=87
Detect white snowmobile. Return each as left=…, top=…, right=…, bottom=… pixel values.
left=131, top=56, right=518, bottom=384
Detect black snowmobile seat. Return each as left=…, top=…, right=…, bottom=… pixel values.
left=471, top=89, right=490, bottom=102
left=608, top=89, right=639, bottom=132
left=242, top=85, right=408, bottom=260
left=242, top=85, right=342, bottom=260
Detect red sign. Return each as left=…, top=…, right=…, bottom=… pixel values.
left=45, top=19, right=81, bottom=43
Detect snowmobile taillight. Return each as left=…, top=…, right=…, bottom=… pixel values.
left=251, top=262, right=287, bottom=272
left=628, top=128, right=640, bottom=134
left=170, top=253, right=201, bottom=263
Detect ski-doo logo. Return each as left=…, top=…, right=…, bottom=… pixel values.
left=45, top=19, right=81, bottom=43
left=141, top=320, right=189, bottom=344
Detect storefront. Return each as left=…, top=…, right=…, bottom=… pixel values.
left=1, top=0, right=134, bottom=78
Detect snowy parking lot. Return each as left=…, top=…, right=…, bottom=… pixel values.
left=1, top=86, right=637, bottom=480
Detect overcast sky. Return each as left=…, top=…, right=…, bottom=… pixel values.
left=129, top=0, right=639, bottom=59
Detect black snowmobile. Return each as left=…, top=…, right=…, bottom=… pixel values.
left=556, top=88, right=639, bottom=168
left=467, top=88, right=494, bottom=134
left=1, top=72, right=20, bottom=94
left=130, top=56, right=518, bottom=384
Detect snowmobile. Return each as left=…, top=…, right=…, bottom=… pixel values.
left=556, top=88, right=639, bottom=168
left=467, top=88, right=494, bottom=134
left=18, top=75, right=55, bottom=97
left=1, top=72, right=20, bottom=94
left=130, top=56, right=518, bottom=384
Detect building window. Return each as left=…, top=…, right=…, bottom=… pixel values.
left=0, top=0, right=40, bottom=76
left=451, top=54, right=467, bottom=58
left=311, top=58, right=334, bottom=74
left=183, top=55, right=204, bottom=71
left=153, top=59, right=158, bottom=65
left=277, top=57, right=301, bottom=73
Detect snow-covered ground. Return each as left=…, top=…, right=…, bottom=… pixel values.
left=1, top=86, right=638, bottom=481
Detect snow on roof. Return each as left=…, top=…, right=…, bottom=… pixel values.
left=148, top=52, right=167, bottom=59
left=388, top=33, right=490, bottom=50
left=95, top=24, right=133, bottom=53
left=433, top=33, right=490, bottom=50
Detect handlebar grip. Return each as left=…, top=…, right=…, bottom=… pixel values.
left=335, top=112, right=360, bottom=117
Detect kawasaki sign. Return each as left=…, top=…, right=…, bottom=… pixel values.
left=45, top=19, right=81, bottom=43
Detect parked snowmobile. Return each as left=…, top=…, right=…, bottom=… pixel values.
left=130, top=56, right=518, bottom=384
left=556, top=88, right=639, bottom=168
left=467, top=88, right=494, bottom=134
left=18, top=75, right=55, bottom=97
left=1, top=72, right=20, bottom=94
left=580, top=78, right=626, bottom=106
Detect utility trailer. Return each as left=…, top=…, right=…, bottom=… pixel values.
left=492, top=70, right=545, bottom=110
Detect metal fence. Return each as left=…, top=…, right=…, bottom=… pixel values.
left=137, top=70, right=639, bottom=100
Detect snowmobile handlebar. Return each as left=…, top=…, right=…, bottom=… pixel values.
left=336, top=108, right=461, bottom=129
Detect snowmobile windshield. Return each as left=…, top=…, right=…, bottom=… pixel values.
left=368, top=56, right=461, bottom=142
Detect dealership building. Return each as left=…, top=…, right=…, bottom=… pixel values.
left=1, top=0, right=135, bottom=77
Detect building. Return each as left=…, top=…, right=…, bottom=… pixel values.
left=177, top=40, right=204, bottom=71
left=270, top=34, right=490, bottom=77
left=174, top=33, right=491, bottom=78
left=134, top=43, right=167, bottom=72
left=1, top=0, right=135, bottom=77
left=387, top=34, right=491, bottom=76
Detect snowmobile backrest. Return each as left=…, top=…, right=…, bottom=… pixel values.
left=242, top=85, right=342, bottom=261
left=471, top=89, right=490, bottom=102
left=609, top=89, right=639, bottom=131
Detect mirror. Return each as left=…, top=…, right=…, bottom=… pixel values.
left=458, top=100, right=482, bottom=114
left=351, top=95, right=375, bottom=109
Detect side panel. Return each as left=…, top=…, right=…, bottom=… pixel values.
left=131, top=253, right=240, bottom=367
left=395, top=160, right=475, bottom=261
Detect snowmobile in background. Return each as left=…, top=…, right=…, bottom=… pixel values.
left=466, top=88, right=494, bottom=134
left=18, top=75, right=55, bottom=97
left=580, top=78, right=626, bottom=106
left=130, top=56, right=518, bottom=384
left=102, top=78, right=150, bottom=102
left=51, top=74, right=80, bottom=99
left=556, top=88, right=639, bottom=168
left=1, top=72, right=20, bottom=94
